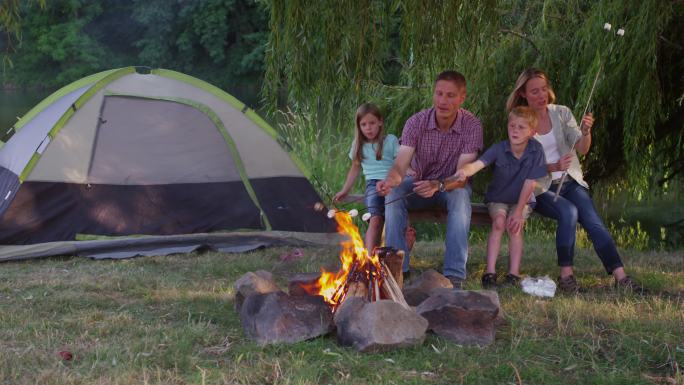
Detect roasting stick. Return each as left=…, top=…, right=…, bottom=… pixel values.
left=554, top=23, right=625, bottom=201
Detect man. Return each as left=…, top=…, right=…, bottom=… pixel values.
left=376, top=70, right=483, bottom=288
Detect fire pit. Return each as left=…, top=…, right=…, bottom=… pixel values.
left=236, top=211, right=502, bottom=351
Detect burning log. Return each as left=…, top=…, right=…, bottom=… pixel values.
left=307, top=212, right=412, bottom=314
left=374, top=247, right=405, bottom=289
left=380, top=262, right=410, bottom=310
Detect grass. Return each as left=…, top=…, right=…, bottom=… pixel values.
left=1, top=230, right=683, bottom=385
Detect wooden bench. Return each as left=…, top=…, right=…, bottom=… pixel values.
left=343, top=194, right=491, bottom=226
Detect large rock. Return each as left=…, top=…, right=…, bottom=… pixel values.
left=287, top=272, right=322, bottom=296
left=240, top=291, right=334, bottom=345
left=416, top=289, right=500, bottom=346
left=234, top=270, right=280, bottom=312
left=334, top=298, right=428, bottom=353
left=402, top=269, right=453, bottom=306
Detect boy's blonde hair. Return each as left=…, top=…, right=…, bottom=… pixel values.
left=505, top=68, right=556, bottom=112
left=353, top=103, right=385, bottom=163
left=508, top=106, right=538, bottom=130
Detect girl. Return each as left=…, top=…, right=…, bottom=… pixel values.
left=506, top=68, right=645, bottom=293
left=334, top=103, right=399, bottom=252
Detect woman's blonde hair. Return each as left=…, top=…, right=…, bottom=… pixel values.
left=352, top=103, right=385, bottom=163
left=505, top=68, right=556, bottom=112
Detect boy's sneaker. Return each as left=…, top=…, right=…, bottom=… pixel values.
left=502, top=273, right=522, bottom=287
left=557, top=275, right=580, bottom=293
left=446, top=275, right=464, bottom=290
left=615, top=276, right=647, bottom=294
left=481, top=273, right=497, bottom=289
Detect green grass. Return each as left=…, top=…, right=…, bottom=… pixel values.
left=1, top=235, right=683, bottom=385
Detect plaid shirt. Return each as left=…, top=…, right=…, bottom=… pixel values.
left=402, top=107, right=483, bottom=180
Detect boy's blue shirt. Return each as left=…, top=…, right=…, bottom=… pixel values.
left=348, top=134, right=399, bottom=180
left=478, top=138, right=547, bottom=205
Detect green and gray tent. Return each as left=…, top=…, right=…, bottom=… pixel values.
left=0, top=67, right=336, bottom=261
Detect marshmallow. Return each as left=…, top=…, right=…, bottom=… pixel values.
left=327, top=209, right=336, bottom=219
left=603, top=22, right=612, bottom=31
left=617, top=28, right=625, bottom=36
left=362, top=212, right=371, bottom=222
left=348, top=209, right=358, bottom=217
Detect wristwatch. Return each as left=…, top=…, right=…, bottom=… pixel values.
left=438, top=179, right=446, bottom=192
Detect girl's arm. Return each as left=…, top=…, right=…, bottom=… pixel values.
left=507, top=179, right=536, bottom=235
left=333, top=162, right=361, bottom=202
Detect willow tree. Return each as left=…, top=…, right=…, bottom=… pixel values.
left=263, top=0, right=683, bottom=195
left=0, top=0, right=45, bottom=68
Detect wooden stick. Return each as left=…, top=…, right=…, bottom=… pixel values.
left=381, top=263, right=410, bottom=310
left=554, top=62, right=603, bottom=202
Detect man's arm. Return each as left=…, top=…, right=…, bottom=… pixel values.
left=377, top=145, right=414, bottom=196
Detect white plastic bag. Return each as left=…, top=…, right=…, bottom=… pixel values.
left=521, top=276, right=557, bottom=298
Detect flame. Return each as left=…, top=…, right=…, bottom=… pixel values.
left=302, top=211, right=381, bottom=305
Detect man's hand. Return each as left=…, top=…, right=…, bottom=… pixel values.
left=376, top=180, right=392, bottom=197
left=413, top=180, right=438, bottom=198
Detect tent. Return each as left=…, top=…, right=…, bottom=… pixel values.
left=0, top=67, right=337, bottom=261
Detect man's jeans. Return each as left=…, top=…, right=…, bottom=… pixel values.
left=534, top=180, right=623, bottom=274
left=384, top=176, right=472, bottom=279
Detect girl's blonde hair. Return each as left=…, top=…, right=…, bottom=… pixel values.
left=352, top=103, right=385, bottom=163
left=505, top=68, right=556, bottom=112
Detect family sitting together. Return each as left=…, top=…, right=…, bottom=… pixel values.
left=334, top=68, right=645, bottom=294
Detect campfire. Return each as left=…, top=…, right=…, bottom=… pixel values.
left=302, top=211, right=409, bottom=312
left=236, top=210, right=502, bottom=351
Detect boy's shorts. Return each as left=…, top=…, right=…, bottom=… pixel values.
left=365, top=179, right=385, bottom=217
left=486, top=202, right=532, bottom=220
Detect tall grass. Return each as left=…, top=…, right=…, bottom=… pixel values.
left=275, top=108, right=684, bottom=250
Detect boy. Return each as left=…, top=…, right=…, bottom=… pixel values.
left=455, top=106, right=547, bottom=288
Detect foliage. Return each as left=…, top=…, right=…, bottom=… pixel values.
left=0, top=0, right=45, bottom=70
left=0, top=242, right=682, bottom=384
left=1, top=0, right=268, bottom=101
left=264, top=0, right=684, bottom=196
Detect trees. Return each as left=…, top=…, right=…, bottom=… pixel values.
left=263, top=0, right=684, bottom=193
left=1, top=0, right=268, bottom=100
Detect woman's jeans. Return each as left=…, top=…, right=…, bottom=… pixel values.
left=534, top=180, right=623, bottom=274
left=384, top=176, right=472, bottom=279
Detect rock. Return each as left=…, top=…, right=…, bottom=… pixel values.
left=416, top=289, right=500, bottom=346
left=334, top=298, right=428, bottom=353
left=234, top=270, right=280, bottom=312
left=402, top=269, right=453, bottom=306
left=287, top=272, right=322, bottom=296
left=240, top=291, right=334, bottom=345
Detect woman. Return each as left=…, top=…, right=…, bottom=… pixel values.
left=506, top=68, right=645, bottom=293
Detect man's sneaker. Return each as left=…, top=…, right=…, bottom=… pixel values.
left=481, top=273, right=497, bottom=289
left=616, top=276, right=647, bottom=294
left=557, top=275, right=580, bottom=293
left=446, top=275, right=464, bottom=290
left=502, top=273, right=522, bottom=287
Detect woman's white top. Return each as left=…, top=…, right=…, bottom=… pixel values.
left=535, top=130, right=564, bottom=180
